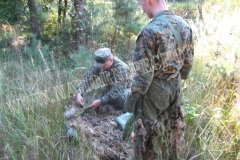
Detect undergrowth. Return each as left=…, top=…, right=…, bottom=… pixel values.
left=0, top=1, right=240, bottom=160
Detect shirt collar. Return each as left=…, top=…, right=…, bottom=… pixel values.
left=153, top=10, right=175, bottom=19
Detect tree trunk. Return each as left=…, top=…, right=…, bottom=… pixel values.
left=111, top=29, right=117, bottom=51
left=198, top=3, right=204, bottom=24
left=237, top=82, right=240, bottom=107
left=28, top=0, right=40, bottom=38
left=62, top=0, right=68, bottom=28
left=127, top=33, right=131, bottom=50
left=73, top=0, right=84, bottom=49
left=58, top=0, right=62, bottom=26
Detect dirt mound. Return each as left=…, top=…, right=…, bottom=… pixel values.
left=64, top=96, right=133, bottom=160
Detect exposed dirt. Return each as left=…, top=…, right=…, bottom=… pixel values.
left=64, top=96, right=133, bottom=160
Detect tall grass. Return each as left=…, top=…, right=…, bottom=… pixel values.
left=0, top=1, right=240, bottom=160
left=0, top=43, right=95, bottom=159
left=0, top=63, right=100, bottom=159
left=182, top=3, right=240, bottom=159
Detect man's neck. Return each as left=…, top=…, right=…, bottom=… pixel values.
left=152, top=0, right=168, bottom=17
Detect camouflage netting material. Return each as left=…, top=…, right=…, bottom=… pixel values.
left=64, top=89, right=133, bottom=160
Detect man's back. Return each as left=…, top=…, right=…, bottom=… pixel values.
left=135, top=10, right=194, bottom=80
left=124, top=0, right=194, bottom=159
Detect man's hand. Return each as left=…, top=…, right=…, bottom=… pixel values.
left=89, top=99, right=102, bottom=109
left=131, top=132, right=136, bottom=143
left=76, top=93, right=84, bottom=105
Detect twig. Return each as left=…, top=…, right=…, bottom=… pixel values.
left=189, top=152, right=204, bottom=160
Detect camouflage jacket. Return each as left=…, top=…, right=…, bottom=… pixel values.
left=131, top=10, right=194, bottom=95
left=77, top=57, right=131, bottom=104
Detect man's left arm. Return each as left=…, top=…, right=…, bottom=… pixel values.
left=180, top=26, right=194, bottom=79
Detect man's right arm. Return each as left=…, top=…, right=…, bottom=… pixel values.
left=76, top=66, right=100, bottom=105
left=76, top=66, right=100, bottom=96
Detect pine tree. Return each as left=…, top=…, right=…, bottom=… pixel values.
left=112, top=0, right=142, bottom=55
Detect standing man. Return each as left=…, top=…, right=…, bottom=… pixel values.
left=124, top=0, right=194, bottom=159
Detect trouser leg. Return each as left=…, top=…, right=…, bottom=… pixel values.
left=132, top=75, right=185, bottom=160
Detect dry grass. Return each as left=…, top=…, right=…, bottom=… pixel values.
left=182, top=3, right=240, bottom=159
left=0, top=1, right=240, bottom=160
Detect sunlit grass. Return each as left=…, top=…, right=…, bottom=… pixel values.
left=0, top=1, right=240, bottom=160
left=0, top=55, right=94, bottom=159
left=182, top=3, right=240, bottom=159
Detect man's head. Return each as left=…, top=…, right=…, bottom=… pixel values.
left=137, top=0, right=168, bottom=18
left=94, top=48, right=114, bottom=70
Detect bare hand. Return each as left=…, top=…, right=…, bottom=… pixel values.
left=131, top=132, right=135, bottom=143
left=76, top=93, right=84, bottom=105
left=89, top=99, right=102, bottom=109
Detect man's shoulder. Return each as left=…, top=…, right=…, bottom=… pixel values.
left=143, top=13, right=190, bottom=33
left=142, top=16, right=168, bottom=32
left=113, top=57, right=127, bottom=66
left=112, top=57, right=130, bottom=71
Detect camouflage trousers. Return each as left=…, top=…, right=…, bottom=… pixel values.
left=132, top=75, right=185, bottom=160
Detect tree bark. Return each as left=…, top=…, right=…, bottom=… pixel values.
left=28, top=0, right=41, bottom=38
left=127, top=33, right=131, bottom=50
left=58, top=0, right=62, bottom=25
left=237, top=82, right=240, bottom=107
left=111, top=29, right=117, bottom=51
left=73, top=0, right=84, bottom=49
left=62, top=0, right=68, bottom=28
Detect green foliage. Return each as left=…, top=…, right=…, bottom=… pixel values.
left=0, top=0, right=240, bottom=159
left=181, top=5, right=240, bottom=157
left=1, top=100, right=80, bottom=159
left=183, top=98, right=201, bottom=123
left=85, top=0, right=115, bottom=47
left=122, top=114, right=134, bottom=141
left=0, top=0, right=24, bottom=25
left=0, top=54, right=95, bottom=159
left=70, top=46, right=93, bottom=68
left=204, top=0, right=240, bottom=11
left=182, top=57, right=240, bottom=159
left=168, top=0, right=199, bottom=10
left=37, top=2, right=58, bottom=36
left=24, top=35, right=50, bottom=67
left=112, top=0, right=142, bottom=51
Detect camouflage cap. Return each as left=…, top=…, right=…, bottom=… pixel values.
left=94, top=48, right=112, bottom=67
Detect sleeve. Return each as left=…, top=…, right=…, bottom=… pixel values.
left=180, top=27, right=194, bottom=79
left=130, top=29, right=155, bottom=96
left=76, top=66, right=100, bottom=95
left=100, top=65, right=130, bottom=104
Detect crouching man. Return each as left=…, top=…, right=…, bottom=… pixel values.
left=76, top=47, right=131, bottom=110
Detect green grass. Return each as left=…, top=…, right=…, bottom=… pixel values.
left=0, top=1, right=240, bottom=160
left=181, top=3, right=240, bottom=159
left=0, top=24, right=92, bottom=159
left=0, top=52, right=95, bottom=159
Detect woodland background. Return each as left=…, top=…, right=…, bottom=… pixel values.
left=0, top=0, right=240, bottom=159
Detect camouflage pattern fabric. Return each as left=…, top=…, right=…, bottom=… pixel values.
left=83, top=85, right=130, bottom=110
left=130, top=10, right=193, bottom=160
left=133, top=75, right=185, bottom=160
left=76, top=57, right=131, bottom=106
left=131, top=10, right=194, bottom=95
